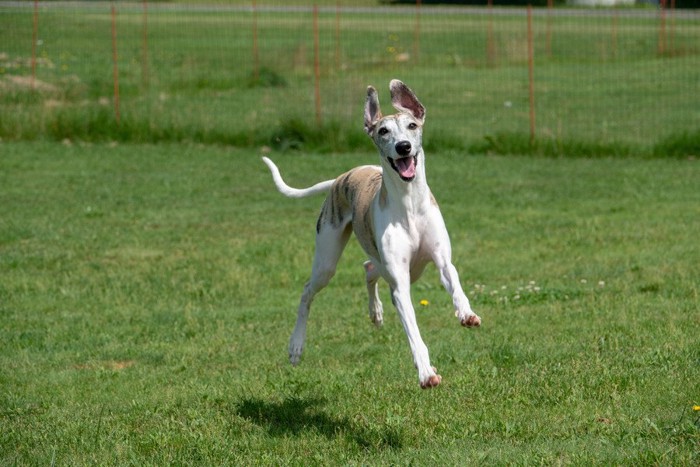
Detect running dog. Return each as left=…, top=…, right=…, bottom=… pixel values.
left=262, top=79, right=481, bottom=388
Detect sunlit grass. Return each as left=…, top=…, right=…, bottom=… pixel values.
left=1, top=142, right=698, bottom=464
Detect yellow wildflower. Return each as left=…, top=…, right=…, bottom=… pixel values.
left=419, top=299, right=429, bottom=306
left=693, top=405, right=700, bottom=412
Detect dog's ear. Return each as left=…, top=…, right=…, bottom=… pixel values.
left=389, top=79, right=425, bottom=124
left=364, top=86, right=382, bottom=135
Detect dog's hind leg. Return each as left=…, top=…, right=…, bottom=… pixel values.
left=364, top=260, right=383, bottom=326
left=289, top=223, right=352, bottom=365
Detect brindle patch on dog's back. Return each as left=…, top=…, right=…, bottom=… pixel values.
left=317, top=166, right=383, bottom=260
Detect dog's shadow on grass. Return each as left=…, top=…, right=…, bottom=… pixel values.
left=236, top=396, right=403, bottom=451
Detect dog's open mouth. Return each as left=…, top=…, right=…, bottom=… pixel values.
left=389, top=156, right=418, bottom=182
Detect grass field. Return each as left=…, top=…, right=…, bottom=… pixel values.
left=1, top=141, right=699, bottom=464
left=2, top=1, right=699, bottom=463
left=1, top=4, right=700, bottom=155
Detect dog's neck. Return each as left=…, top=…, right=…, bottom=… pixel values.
left=380, top=150, right=431, bottom=213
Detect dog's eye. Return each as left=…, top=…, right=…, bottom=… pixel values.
left=408, top=123, right=418, bottom=130
left=378, top=127, right=389, bottom=136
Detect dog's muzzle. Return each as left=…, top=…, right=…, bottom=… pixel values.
left=395, top=141, right=412, bottom=156
left=390, top=140, right=418, bottom=182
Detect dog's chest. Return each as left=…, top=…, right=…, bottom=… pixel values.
left=373, top=197, right=440, bottom=268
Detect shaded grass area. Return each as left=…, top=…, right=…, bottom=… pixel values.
left=5, top=98, right=699, bottom=158
left=469, top=130, right=700, bottom=158
left=1, top=142, right=699, bottom=464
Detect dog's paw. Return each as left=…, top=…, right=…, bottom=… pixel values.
left=420, top=373, right=442, bottom=389
left=288, top=344, right=303, bottom=366
left=369, top=303, right=384, bottom=327
left=460, top=313, right=481, bottom=328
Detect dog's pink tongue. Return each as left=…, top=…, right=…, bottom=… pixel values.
left=396, top=157, right=416, bottom=179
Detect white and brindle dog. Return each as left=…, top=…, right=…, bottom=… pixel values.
left=262, top=79, right=481, bottom=388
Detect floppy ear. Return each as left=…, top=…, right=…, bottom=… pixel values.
left=389, top=79, right=425, bottom=123
left=364, top=86, right=382, bottom=135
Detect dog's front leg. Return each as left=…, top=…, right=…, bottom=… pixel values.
left=438, top=263, right=481, bottom=327
left=389, top=277, right=441, bottom=388
left=427, top=214, right=482, bottom=328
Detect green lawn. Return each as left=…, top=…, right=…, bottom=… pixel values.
left=1, top=141, right=698, bottom=464
left=1, top=1, right=699, bottom=463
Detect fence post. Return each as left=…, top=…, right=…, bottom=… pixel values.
left=527, top=5, right=535, bottom=145
left=669, top=0, right=676, bottom=55
left=31, top=0, right=38, bottom=91
left=413, top=0, right=421, bottom=64
left=142, top=0, right=149, bottom=89
left=252, top=0, right=259, bottom=83
left=611, top=10, right=618, bottom=60
left=313, top=4, right=322, bottom=126
left=487, top=0, right=496, bottom=67
left=111, top=3, right=121, bottom=124
left=658, top=0, right=667, bottom=55
left=546, top=0, right=553, bottom=58
left=335, top=2, right=341, bottom=71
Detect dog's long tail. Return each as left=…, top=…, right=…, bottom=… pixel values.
left=262, top=157, right=334, bottom=199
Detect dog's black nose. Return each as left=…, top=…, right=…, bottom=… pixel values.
left=395, top=141, right=412, bottom=156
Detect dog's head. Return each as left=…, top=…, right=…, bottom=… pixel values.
left=364, top=80, right=426, bottom=183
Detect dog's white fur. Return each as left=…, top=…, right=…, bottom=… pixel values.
left=262, top=79, right=480, bottom=388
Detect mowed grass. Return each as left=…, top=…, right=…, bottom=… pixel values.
left=1, top=141, right=699, bottom=464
